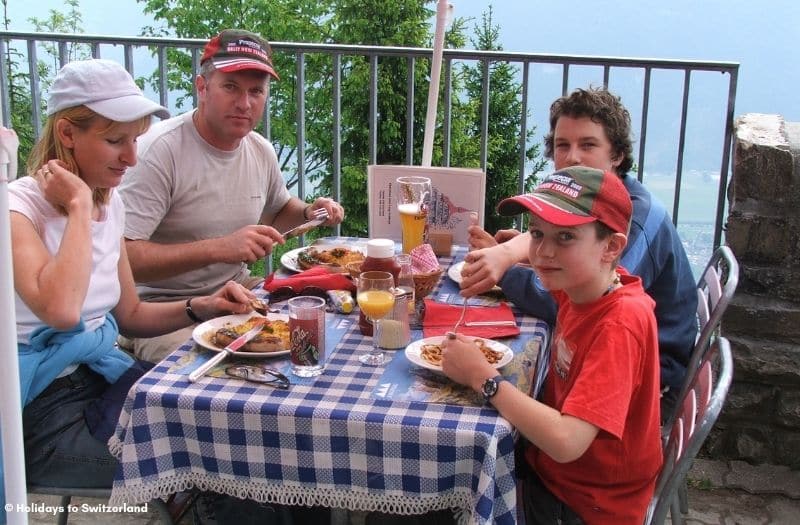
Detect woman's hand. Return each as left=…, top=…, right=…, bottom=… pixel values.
left=36, top=160, right=92, bottom=216
left=189, top=281, right=259, bottom=320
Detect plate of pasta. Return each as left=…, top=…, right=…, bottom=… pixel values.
left=404, top=335, right=513, bottom=373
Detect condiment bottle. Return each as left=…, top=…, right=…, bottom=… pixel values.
left=358, top=239, right=400, bottom=336
left=395, top=253, right=417, bottom=326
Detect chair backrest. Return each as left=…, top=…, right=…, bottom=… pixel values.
left=664, top=245, right=738, bottom=433
left=691, top=245, right=739, bottom=375
left=644, top=336, right=734, bottom=525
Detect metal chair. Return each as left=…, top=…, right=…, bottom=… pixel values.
left=661, top=245, right=738, bottom=446
left=645, top=336, right=734, bottom=525
left=660, top=245, right=739, bottom=516
left=684, top=245, right=739, bottom=394
left=26, top=485, right=177, bottom=525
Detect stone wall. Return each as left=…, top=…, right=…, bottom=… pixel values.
left=707, top=113, right=800, bottom=467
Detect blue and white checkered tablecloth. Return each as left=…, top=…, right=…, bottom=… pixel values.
left=109, top=242, right=550, bottom=524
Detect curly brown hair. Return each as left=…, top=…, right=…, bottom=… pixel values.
left=543, top=87, right=634, bottom=176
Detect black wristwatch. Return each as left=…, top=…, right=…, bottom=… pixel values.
left=481, top=374, right=505, bottom=402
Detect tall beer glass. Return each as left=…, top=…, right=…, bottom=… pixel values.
left=396, top=176, right=431, bottom=254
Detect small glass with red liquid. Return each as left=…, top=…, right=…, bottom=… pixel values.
left=288, top=296, right=326, bottom=377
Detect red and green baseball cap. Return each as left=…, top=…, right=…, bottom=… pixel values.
left=201, top=29, right=280, bottom=80
left=497, top=166, right=632, bottom=234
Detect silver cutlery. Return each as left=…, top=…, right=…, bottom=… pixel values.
left=188, top=320, right=266, bottom=382
left=452, top=296, right=469, bottom=334
left=281, top=208, right=329, bottom=239
left=464, top=320, right=517, bottom=327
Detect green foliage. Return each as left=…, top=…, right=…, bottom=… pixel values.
left=2, top=44, right=36, bottom=177
left=28, top=0, right=92, bottom=80
left=134, top=0, right=545, bottom=249
left=7, top=0, right=546, bottom=260
left=2, top=0, right=90, bottom=177
left=450, top=7, right=546, bottom=233
left=136, top=0, right=334, bottom=198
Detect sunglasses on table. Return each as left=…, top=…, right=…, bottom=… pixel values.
left=225, top=365, right=291, bottom=389
left=267, top=285, right=329, bottom=304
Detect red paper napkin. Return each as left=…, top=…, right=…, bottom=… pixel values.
left=422, top=299, right=520, bottom=339
left=263, top=266, right=356, bottom=293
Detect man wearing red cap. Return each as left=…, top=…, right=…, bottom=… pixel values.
left=442, top=166, right=662, bottom=524
left=119, top=29, right=345, bottom=364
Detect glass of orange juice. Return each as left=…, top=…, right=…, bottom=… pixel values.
left=356, top=271, right=396, bottom=366
left=396, top=176, right=431, bottom=254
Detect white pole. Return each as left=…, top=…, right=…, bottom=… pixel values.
left=0, top=127, right=29, bottom=525
left=421, top=0, right=453, bottom=168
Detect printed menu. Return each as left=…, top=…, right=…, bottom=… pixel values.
left=367, top=165, right=486, bottom=245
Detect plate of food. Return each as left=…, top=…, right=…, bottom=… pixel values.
left=192, top=313, right=291, bottom=357
left=280, top=244, right=366, bottom=273
left=404, top=335, right=513, bottom=373
left=448, top=261, right=502, bottom=292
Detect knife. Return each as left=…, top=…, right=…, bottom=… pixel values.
left=464, top=321, right=517, bottom=327
left=188, top=319, right=266, bottom=382
left=280, top=209, right=329, bottom=240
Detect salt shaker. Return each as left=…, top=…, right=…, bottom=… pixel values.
left=376, top=288, right=412, bottom=349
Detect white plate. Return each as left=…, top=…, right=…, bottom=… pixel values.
left=280, top=244, right=365, bottom=273
left=447, top=261, right=467, bottom=284
left=405, top=335, right=513, bottom=373
left=191, top=313, right=290, bottom=358
left=448, top=261, right=502, bottom=292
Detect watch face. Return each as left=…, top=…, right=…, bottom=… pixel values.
left=482, top=377, right=498, bottom=399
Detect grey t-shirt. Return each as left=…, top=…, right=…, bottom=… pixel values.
left=119, top=111, right=291, bottom=301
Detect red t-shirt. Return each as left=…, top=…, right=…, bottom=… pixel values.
left=527, top=273, right=663, bottom=524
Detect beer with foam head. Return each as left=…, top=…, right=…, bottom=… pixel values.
left=396, top=176, right=431, bottom=254
left=398, top=202, right=427, bottom=254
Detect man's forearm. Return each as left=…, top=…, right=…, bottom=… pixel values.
left=261, top=197, right=307, bottom=233
left=125, top=238, right=221, bottom=283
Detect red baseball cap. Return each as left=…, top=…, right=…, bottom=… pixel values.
left=497, top=166, right=632, bottom=234
left=201, top=29, right=280, bottom=80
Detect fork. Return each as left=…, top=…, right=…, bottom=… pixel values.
left=281, top=208, right=329, bottom=239
left=309, top=207, right=329, bottom=220
left=452, top=296, right=469, bottom=334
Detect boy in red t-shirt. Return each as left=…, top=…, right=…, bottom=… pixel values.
left=441, top=166, right=662, bottom=524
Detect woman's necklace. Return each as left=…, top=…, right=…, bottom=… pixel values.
left=602, top=272, right=621, bottom=296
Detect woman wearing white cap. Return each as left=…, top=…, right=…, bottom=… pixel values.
left=7, top=59, right=259, bottom=491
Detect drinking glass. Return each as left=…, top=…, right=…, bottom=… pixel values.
left=396, top=176, right=431, bottom=254
left=356, top=271, right=396, bottom=365
left=288, top=296, right=326, bottom=377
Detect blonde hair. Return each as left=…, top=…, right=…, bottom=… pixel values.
left=27, top=105, right=150, bottom=210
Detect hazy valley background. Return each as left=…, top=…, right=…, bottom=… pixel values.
left=6, top=0, right=798, bottom=276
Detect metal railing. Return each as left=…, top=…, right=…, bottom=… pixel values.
left=0, top=30, right=739, bottom=251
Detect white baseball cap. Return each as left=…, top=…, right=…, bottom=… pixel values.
left=47, top=59, right=170, bottom=121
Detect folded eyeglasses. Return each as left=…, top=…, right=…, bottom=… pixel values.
left=225, top=365, right=291, bottom=389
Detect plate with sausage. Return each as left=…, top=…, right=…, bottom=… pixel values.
left=192, top=313, right=291, bottom=357
left=280, top=244, right=365, bottom=273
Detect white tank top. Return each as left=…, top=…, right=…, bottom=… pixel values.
left=9, top=176, right=123, bottom=345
